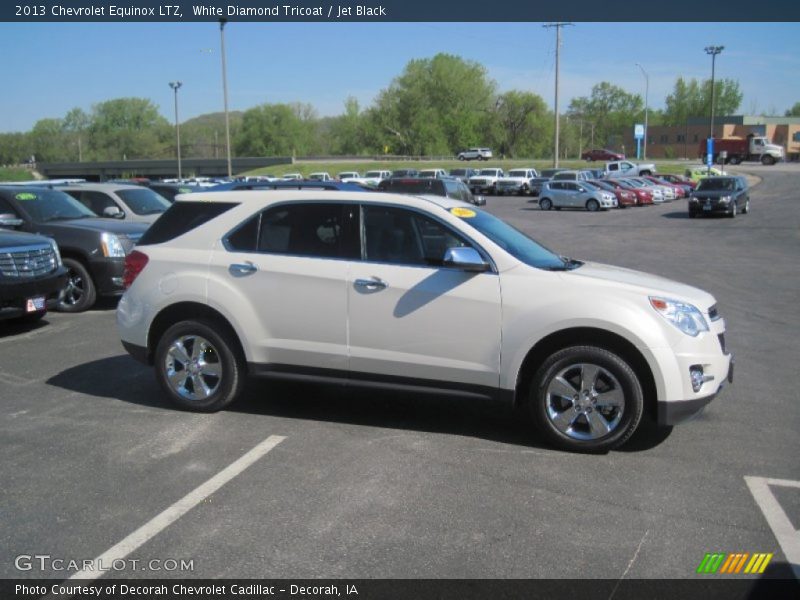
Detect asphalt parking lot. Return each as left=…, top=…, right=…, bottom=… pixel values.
left=1, top=164, right=798, bottom=586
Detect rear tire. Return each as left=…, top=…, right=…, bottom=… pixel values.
left=155, top=320, right=246, bottom=412
left=528, top=346, right=644, bottom=453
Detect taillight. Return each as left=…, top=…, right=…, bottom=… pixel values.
left=123, top=250, right=149, bottom=289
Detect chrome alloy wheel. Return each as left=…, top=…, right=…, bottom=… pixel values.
left=544, top=363, right=625, bottom=440
left=164, top=335, right=222, bottom=401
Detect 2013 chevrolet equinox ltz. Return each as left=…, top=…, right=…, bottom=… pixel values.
left=118, top=191, right=733, bottom=452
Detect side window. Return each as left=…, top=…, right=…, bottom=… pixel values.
left=0, top=197, right=21, bottom=218
left=608, top=164, right=618, bottom=172
left=363, top=205, right=470, bottom=267
left=84, top=191, right=119, bottom=216
left=232, top=203, right=358, bottom=259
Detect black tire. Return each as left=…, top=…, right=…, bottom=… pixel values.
left=729, top=202, right=737, bottom=218
left=528, top=346, right=644, bottom=452
left=458, top=155, right=465, bottom=161
left=586, top=199, right=600, bottom=212
left=728, top=156, right=740, bottom=165
left=640, top=170, right=651, bottom=176
left=742, top=199, right=750, bottom=214
left=58, top=258, right=96, bottom=313
left=761, top=155, right=775, bottom=166
left=155, top=319, right=246, bottom=412
left=539, top=198, right=553, bottom=211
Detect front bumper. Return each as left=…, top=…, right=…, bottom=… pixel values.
left=88, top=257, right=127, bottom=296
left=657, top=357, right=734, bottom=425
left=0, top=267, right=68, bottom=320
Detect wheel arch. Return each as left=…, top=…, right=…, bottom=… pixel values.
left=512, top=327, right=658, bottom=420
left=146, top=301, right=246, bottom=369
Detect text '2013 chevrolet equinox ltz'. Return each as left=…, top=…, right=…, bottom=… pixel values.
left=118, top=191, right=733, bottom=452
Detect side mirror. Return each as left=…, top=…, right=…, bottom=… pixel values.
left=0, top=213, right=24, bottom=228
left=443, top=247, right=490, bottom=273
left=473, top=195, right=486, bottom=206
left=103, top=206, right=124, bottom=219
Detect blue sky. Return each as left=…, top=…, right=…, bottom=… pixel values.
left=1, top=22, right=798, bottom=132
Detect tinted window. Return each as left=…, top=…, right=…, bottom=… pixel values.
left=116, top=188, right=171, bottom=215
left=139, top=201, right=238, bottom=245
left=68, top=190, right=116, bottom=215
left=2, top=189, right=95, bottom=222
left=363, top=206, right=469, bottom=267
left=255, top=203, right=359, bottom=260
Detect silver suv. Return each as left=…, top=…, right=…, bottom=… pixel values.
left=60, top=183, right=171, bottom=225
left=457, top=148, right=493, bottom=161
left=119, top=190, right=732, bottom=452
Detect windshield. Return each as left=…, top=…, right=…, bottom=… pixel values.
left=452, top=208, right=575, bottom=270
left=696, top=178, right=736, bottom=192
left=364, top=171, right=381, bottom=178
left=478, top=169, right=498, bottom=176
left=116, top=188, right=170, bottom=215
left=10, top=189, right=96, bottom=222
left=508, top=170, right=528, bottom=177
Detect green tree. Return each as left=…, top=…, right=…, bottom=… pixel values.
left=663, top=77, right=742, bottom=126
left=327, top=97, right=366, bottom=155
left=370, top=53, right=496, bottom=155
left=29, top=118, right=71, bottom=163
left=568, top=82, right=643, bottom=151
left=87, top=98, right=171, bottom=160
left=0, top=132, right=33, bottom=165
left=785, top=102, right=800, bottom=117
left=489, top=91, right=551, bottom=158
left=234, top=102, right=318, bottom=157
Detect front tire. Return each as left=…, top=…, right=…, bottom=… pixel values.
left=729, top=202, right=737, bottom=218
left=742, top=199, right=750, bottom=214
left=539, top=198, right=553, bottom=211
left=586, top=199, right=600, bottom=212
left=528, top=346, right=644, bottom=452
left=761, top=155, right=775, bottom=166
left=58, top=258, right=96, bottom=313
left=155, top=320, right=246, bottom=412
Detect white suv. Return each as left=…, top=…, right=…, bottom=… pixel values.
left=118, top=191, right=733, bottom=452
left=457, top=148, right=493, bottom=161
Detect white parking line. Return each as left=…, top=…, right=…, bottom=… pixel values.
left=744, top=476, right=800, bottom=579
left=68, top=434, right=286, bottom=581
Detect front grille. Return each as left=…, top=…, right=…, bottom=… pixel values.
left=471, top=179, right=487, bottom=186
left=118, top=234, right=142, bottom=255
left=0, top=244, right=57, bottom=279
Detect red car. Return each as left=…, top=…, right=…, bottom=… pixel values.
left=588, top=179, right=637, bottom=208
left=603, top=178, right=654, bottom=205
left=581, top=148, right=625, bottom=161
left=642, top=175, right=687, bottom=198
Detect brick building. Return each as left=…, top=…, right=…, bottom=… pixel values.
left=623, top=116, right=800, bottom=160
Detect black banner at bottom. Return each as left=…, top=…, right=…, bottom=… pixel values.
left=3, top=579, right=800, bottom=600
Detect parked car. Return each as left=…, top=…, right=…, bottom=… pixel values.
left=688, top=176, right=750, bottom=218
left=643, top=175, right=686, bottom=199
left=617, top=178, right=664, bottom=204
left=208, top=181, right=368, bottom=193
left=448, top=168, right=479, bottom=183
left=281, top=173, right=304, bottom=181
left=0, top=186, right=148, bottom=312
left=588, top=179, right=637, bottom=208
left=0, top=225, right=68, bottom=322
left=337, top=171, right=361, bottom=181
left=630, top=177, right=676, bottom=201
left=581, top=148, right=625, bottom=161
left=685, top=165, right=726, bottom=183
left=656, top=173, right=696, bottom=190
left=528, top=169, right=566, bottom=197
left=602, top=179, right=654, bottom=206
left=552, top=170, right=592, bottom=182
left=468, top=168, right=505, bottom=195
left=59, top=183, right=171, bottom=224
left=457, top=147, right=493, bottom=161
left=391, top=169, right=419, bottom=179
left=496, top=169, right=539, bottom=196
left=377, top=177, right=485, bottom=206
left=604, top=161, right=656, bottom=178
left=308, top=172, right=334, bottom=182
left=119, top=190, right=732, bottom=453
left=147, top=183, right=200, bottom=203
left=352, top=170, right=392, bottom=188
left=418, top=169, right=448, bottom=179
left=538, top=181, right=618, bottom=212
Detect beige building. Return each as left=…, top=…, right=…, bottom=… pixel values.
left=624, top=116, right=800, bottom=160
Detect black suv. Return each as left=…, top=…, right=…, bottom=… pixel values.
left=377, top=177, right=486, bottom=206
left=0, top=187, right=148, bottom=312
left=688, top=176, right=750, bottom=218
left=0, top=224, right=68, bottom=322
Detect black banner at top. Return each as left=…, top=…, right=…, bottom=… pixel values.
left=4, top=0, right=800, bottom=22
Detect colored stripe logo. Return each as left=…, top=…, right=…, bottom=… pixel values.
left=696, top=552, right=773, bottom=574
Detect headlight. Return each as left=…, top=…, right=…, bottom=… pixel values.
left=718, top=196, right=731, bottom=204
left=100, top=232, right=126, bottom=257
left=649, top=297, right=709, bottom=337
left=689, top=197, right=698, bottom=203
left=48, top=238, right=62, bottom=268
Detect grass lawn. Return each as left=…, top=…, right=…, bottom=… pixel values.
left=0, top=167, right=35, bottom=181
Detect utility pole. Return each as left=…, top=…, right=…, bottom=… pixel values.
left=544, top=22, right=572, bottom=168
left=169, top=81, right=183, bottom=180
left=705, top=45, right=724, bottom=174
left=220, top=19, right=232, bottom=178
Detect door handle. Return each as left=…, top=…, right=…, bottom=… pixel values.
left=229, top=262, right=257, bottom=276
left=354, top=277, right=387, bottom=291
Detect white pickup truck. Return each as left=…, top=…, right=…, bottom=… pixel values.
left=496, top=168, right=539, bottom=196
left=468, top=168, right=505, bottom=195
left=351, top=170, right=391, bottom=188
left=604, top=160, right=656, bottom=178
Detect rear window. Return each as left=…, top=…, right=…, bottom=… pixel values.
left=138, top=201, right=238, bottom=245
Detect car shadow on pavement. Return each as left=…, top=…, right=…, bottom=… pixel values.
left=0, top=316, right=50, bottom=338
left=46, top=355, right=676, bottom=454
left=661, top=211, right=692, bottom=219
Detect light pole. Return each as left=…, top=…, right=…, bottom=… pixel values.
left=544, top=22, right=572, bottom=168
left=168, top=81, right=183, bottom=180
left=219, top=19, right=232, bottom=178
left=635, top=63, right=649, bottom=160
left=705, top=45, right=724, bottom=173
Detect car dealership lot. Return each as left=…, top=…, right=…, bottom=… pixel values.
left=1, top=165, right=798, bottom=582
